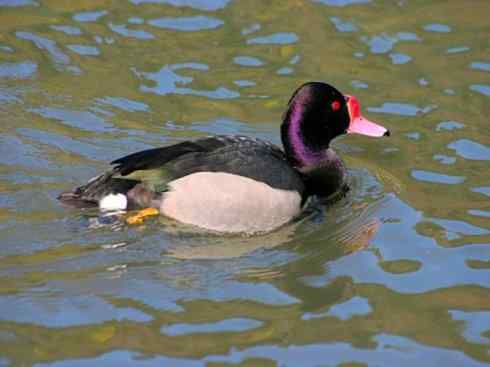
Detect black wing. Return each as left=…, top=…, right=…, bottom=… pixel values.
left=113, top=135, right=303, bottom=192
left=111, top=136, right=228, bottom=175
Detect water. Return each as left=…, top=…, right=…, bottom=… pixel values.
left=1, top=0, right=489, bottom=366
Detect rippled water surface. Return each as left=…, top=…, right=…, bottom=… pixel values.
left=1, top=0, right=490, bottom=366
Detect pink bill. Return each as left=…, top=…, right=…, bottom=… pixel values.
left=345, top=95, right=389, bottom=137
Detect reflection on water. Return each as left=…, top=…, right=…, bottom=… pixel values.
left=470, top=84, right=490, bottom=97
left=1, top=0, right=489, bottom=366
left=368, top=102, right=435, bottom=116
left=360, top=32, right=420, bottom=55
left=423, top=23, right=452, bottom=33
left=246, top=32, right=299, bottom=45
left=147, top=16, right=224, bottom=31
left=135, top=62, right=240, bottom=99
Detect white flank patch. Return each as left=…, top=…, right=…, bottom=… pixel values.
left=160, top=172, right=302, bottom=233
left=99, top=193, right=128, bottom=211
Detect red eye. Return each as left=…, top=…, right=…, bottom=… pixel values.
left=331, top=100, right=341, bottom=111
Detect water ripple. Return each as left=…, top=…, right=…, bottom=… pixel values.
left=472, top=187, right=490, bottom=197
left=66, top=44, right=100, bottom=56
left=0, top=44, right=14, bottom=52
left=97, top=96, right=150, bottom=112
left=330, top=16, right=358, bottom=32
left=233, top=56, right=264, bottom=67
left=148, top=16, right=224, bottom=31
left=470, top=84, right=490, bottom=96
left=468, top=209, right=490, bottom=218
left=303, top=296, right=371, bottom=321
left=0, top=0, right=38, bottom=6
left=368, top=102, right=435, bottom=116
left=433, top=154, right=456, bottom=165
left=29, top=107, right=115, bottom=132
left=233, top=79, right=256, bottom=87
left=389, top=53, right=412, bottom=64
left=206, top=334, right=488, bottom=367
left=161, top=318, right=262, bottom=336
left=15, top=32, right=80, bottom=74
left=277, top=67, right=294, bottom=75
left=411, top=170, right=465, bottom=184
left=446, top=46, right=470, bottom=54
left=0, top=294, right=152, bottom=327
left=73, top=10, right=108, bottom=22
left=241, top=23, right=261, bottom=35
left=50, top=25, right=82, bottom=35
left=361, top=32, right=420, bottom=54
left=447, top=139, right=490, bottom=161
left=436, top=120, right=464, bottom=131
left=450, top=310, right=490, bottom=344
left=247, top=32, right=299, bottom=45
left=312, top=0, right=370, bottom=6
left=135, top=63, right=239, bottom=99
left=129, top=0, right=231, bottom=11
left=0, top=61, right=37, bottom=79
left=470, top=61, right=490, bottom=72
left=423, top=23, right=452, bottom=33
left=108, top=23, right=155, bottom=39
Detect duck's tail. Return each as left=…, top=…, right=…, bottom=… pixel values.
left=57, top=191, right=98, bottom=208
left=57, top=172, right=140, bottom=209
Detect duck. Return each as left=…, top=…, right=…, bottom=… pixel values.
left=58, top=82, right=389, bottom=233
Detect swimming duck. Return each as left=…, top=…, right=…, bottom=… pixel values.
left=58, top=82, right=389, bottom=233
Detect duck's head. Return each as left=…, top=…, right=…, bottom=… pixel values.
left=281, top=81, right=389, bottom=168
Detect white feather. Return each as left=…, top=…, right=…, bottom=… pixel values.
left=99, top=193, right=127, bottom=211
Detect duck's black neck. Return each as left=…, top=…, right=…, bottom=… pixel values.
left=281, top=102, right=330, bottom=169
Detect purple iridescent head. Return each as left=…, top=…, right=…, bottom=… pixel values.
left=281, top=82, right=389, bottom=168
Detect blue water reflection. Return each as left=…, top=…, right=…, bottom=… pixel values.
left=67, top=44, right=100, bottom=56
left=303, top=296, right=372, bottom=321
left=0, top=61, right=37, bottom=79
left=129, top=0, right=231, bottom=11
left=470, top=61, right=490, bottom=71
left=312, top=0, right=370, bottom=6
left=330, top=17, right=358, bottom=32
left=97, top=97, right=150, bottom=113
left=423, top=23, right=451, bottom=33
left=470, top=84, right=490, bottom=96
left=448, top=139, right=490, bottom=161
left=108, top=23, right=155, bottom=39
left=368, top=102, right=434, bottom=116
left=247, top=32, right=299, bottom=45
left=73, top=10, right=108, bottom=22
left=161, top=318, right=263, bottom=336
left=436, top=120, right=464, bottom=131
left=29, top=107, right=115, bottom=132
left=136, top=63, right=239, bottom=99
left=361, top=32, right=420, bottom=54
left=50, top=25, right=82, bottom=35
left=0, top=0, right=38, bottom=6
left=148, top=16, right=223, bottom=31
left=15, top=32, right=81, bottom=74
left=233, top=56, right=264, bottom=67
left=446, top=46, right=470, bottom=54
left=411, top=170, right=465, bottom=184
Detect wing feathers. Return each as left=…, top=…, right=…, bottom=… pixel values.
left=111, top=137, right=227, bottom=175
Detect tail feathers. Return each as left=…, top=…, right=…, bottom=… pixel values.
left=57, top=192, right=98, bottom=208
left=58, top=171, right=140, bottom=208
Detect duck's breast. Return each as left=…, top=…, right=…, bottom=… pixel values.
left=160, top=172, right=302, bottom=233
